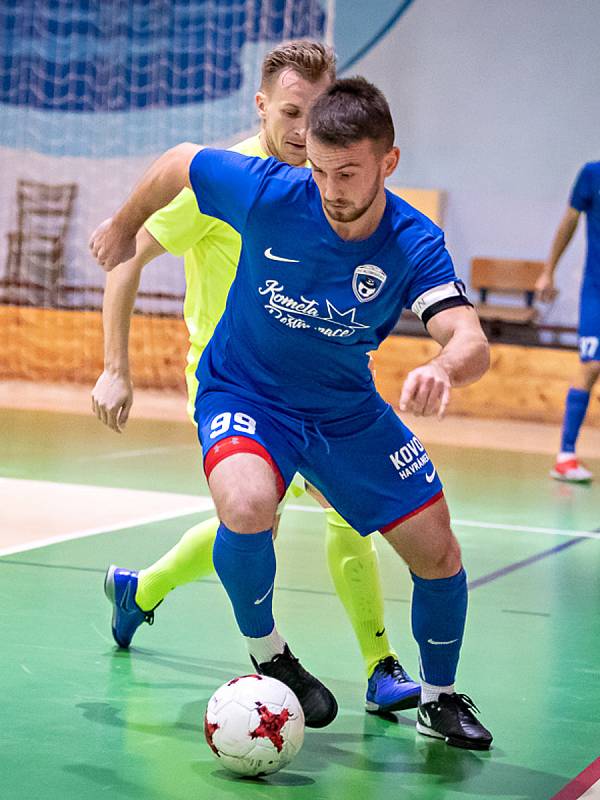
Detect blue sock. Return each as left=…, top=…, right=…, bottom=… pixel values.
left=411, top=568, right=467, bottom=686
left=212, top=523, right=275, bottom=638
left=560, top=388, right=590, bottom=453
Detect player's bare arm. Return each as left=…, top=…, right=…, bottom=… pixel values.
left=400, top=305, right=489, bottom=419
left=89, top=142, right=202, bottom=270
left=92, top=227, right=166, bottom=433
left=536, top=206, right=580, bottom=302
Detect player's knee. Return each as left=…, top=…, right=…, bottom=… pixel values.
left=588, top=362, right=600, bottom=384
left=435, top=532, right=462, bottom=577
left=219, top=485, right=278, bottom=533
left=577, top=361, right=600, bottom=391
left=419, top=530, right=462, bottom=579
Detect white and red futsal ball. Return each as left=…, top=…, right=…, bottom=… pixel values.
left=204, top=674, right=305, bottom=776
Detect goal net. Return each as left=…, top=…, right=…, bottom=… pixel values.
left=0, top=0, right=328, bottom=389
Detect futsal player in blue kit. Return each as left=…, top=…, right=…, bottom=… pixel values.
left=91, top=77, right=493, bottom=749
left=537, top=161, right=600, bottom=482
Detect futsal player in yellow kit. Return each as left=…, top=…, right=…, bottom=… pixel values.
left=93, top=40, right=420, bottom=713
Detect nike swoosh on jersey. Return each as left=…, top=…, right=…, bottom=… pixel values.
left=425, top=467, right=437, bottom=483
left=264, top=247, right=300, bottom=263
left=254, top=583, right=274, bottom=605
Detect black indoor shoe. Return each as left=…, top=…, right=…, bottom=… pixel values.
left=417, top=692, right=493, bottom=750
left=251, top=644, right=338, bottom=729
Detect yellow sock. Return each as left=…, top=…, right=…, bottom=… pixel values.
left=325, top=508, right=397, bottom=676
left=135, top=516, right=219, bottom=611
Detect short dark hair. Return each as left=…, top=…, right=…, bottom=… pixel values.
left=261, top=40, right=336, bottom=89
left=308, top=76, right=395, bottom=151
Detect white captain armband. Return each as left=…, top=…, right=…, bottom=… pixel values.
left=411, top=280, right=472, bottom=327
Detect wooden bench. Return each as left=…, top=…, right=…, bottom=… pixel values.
left=471, top=257, right=545, bottom=325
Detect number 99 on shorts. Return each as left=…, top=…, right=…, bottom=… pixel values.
left=209, top=411, right=257, bottom=439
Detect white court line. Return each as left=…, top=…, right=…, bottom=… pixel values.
left=0, top=476, right=197, bottom=496
left=2, top=488, right=598, bottom=559
left=287, top=505, right=600, bottom=540
left=453, top=518, right=600, bottom=541
left=580, top=781, right=600, bottom=799
left=286, top=504, right=322, bottom=514
left=0, top=500, right=214, bottom=558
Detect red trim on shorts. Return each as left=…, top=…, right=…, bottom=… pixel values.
left=203, top=436, right=286, bottom=499
left=379, top=490, right=444, bottom=534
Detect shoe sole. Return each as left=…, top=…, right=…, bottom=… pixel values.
left=416, top=721, right=492, bottom=751
left=255, top=680, right=338, bottom=729
left=365, top=691, right=420, bottom=714
left=304, top=695, right=338, bottom=729
left=549, top=470, right=592, bottom=483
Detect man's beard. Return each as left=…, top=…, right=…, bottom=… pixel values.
left=323, top=180, right=379, bottom=223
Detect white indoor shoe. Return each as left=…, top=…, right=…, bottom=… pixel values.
left=550, top=456, right=593, bottom=483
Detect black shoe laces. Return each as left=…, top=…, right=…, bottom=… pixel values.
left=142, top=599, right=162, bottom=627
left=451, top=693, right=480, bottom=715
left=270, top=647, right=310, bottom=679
left=378, top=656, right=410, bottom=682
left=256, top=646, right=317, bottom=691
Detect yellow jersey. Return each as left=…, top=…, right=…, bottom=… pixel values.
left=144, top=135, right=268, bottom=415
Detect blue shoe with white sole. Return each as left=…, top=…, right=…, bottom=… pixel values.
left=104, top=565, right=157, bottom=648
left=365, top=656, right=421, bottom=713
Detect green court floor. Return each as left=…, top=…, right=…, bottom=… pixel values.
left=2, top=408, right=599, bottom=799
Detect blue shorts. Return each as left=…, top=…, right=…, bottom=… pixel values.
left=195, top=389, right=443, bottom=536
left=578, top=284, right=600, bottom=362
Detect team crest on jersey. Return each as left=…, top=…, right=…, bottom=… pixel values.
left=352, top=264, right=387, bottom=303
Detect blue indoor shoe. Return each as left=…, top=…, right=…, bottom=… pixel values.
left=104, top=565, right=156, bottom=648
left=365, top=656, right=421, bottom=713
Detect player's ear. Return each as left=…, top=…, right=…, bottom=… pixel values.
left=382, top=146, right=400, bottom=178
left=255, top=91, right=268, bottom=121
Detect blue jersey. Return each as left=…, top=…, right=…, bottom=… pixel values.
left=570, top=161, right=600, bottom=286
left=189, top=149, right=469, bottom=419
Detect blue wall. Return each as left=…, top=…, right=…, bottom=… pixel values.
left=344, top=0, right=600, bottom=327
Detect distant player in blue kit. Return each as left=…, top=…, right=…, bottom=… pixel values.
left=91, top=77, right=493, bottom=749
left=537, top=161, right=600, bottom=482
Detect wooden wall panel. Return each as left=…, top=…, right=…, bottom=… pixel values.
left=2, top=306, right=599, bottom=425
left=1, top=306, right=188, bottom=390
left=388, top=186, right=445, bottom=226
left=372, top=336, right=600, bottom=426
